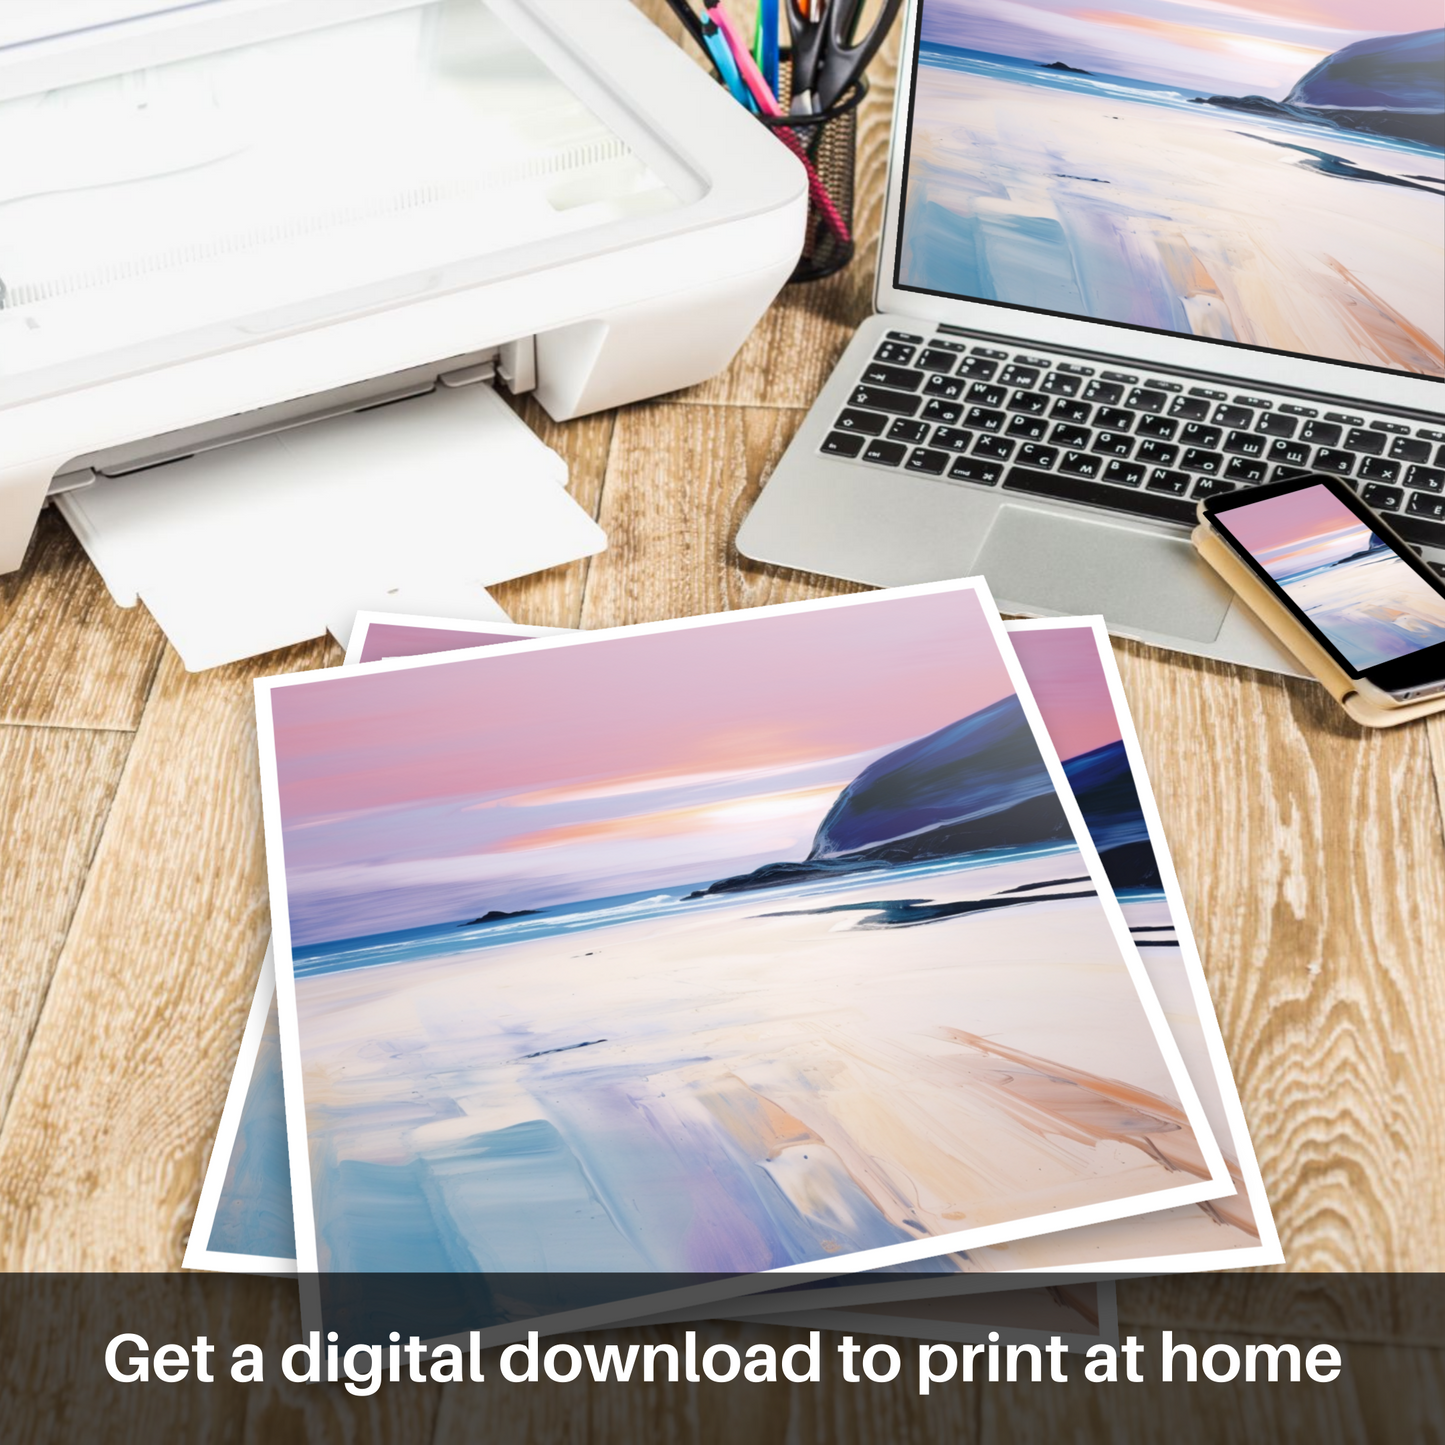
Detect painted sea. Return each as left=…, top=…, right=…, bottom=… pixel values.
left=899, top=38, right=1444, bottom=372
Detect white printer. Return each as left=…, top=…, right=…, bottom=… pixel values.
left=0, top=0, right=806, bottom=664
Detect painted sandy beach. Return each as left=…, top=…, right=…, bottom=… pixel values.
left=900, top=20, right=1444, bottom=373
left=295, top=847, right=1204, bottom=1274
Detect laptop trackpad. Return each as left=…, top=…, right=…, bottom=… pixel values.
left=976, top=505, right=1233, bottom=642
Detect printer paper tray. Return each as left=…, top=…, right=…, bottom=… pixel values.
left=57, top=383, right=605, bottom=670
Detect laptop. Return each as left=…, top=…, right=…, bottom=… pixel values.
left=737, top=2, right=1444, bottom=672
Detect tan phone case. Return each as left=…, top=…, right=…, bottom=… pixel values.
left=1192, top=519, right=1445, bottom=728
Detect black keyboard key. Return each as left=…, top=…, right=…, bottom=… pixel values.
left=1223, top=430, right=1266, bottom=458
left=971, top=346, right=1009, bottom=359
left=999, top=364, right=1040, bottom=389
left=958, top=356, right=999, bottom=380
left=1060, top=451, right=1103, bottom=478
left=915, top=348, right=958, bottom=373
left=1093, top=432, right=1134, bottom=457
left=1273, top=464, right=1316, bottom=481
left=1136, top=414, right=1178, bottom=440
left=1300, top=420, right=1341, bottom=446
left=1325, top=411, right=1363, bottom=426
left=1169, top=395, right=1211, bottom=421
left=1407, top=465, right=1445, bottom=493
left=850, top=384, right=921, bottom=417
left=1137, top=440, right=1179, bottom=467
left=1370, top=419, right=1410, bottom=434
left=1008, top=390, right=1050, bottom=415
left=1257, top=413, right=1298, bottom=438
left=1095, top=406, right=1134, bottom=432
left=874, top=342, right=916, bottom=365
left=1180, top=423, right=1222, bottom=449
left=1280, top=403, right=1317, bottom=417
left=974, top=435, right=1015, bottom=461
left=1182, top=448, right=1223, bottom=474
left=1344, top=428, right=1385, bottom=456
left=1058, top=363, right=1095, bottom=375
left=1359, top=456, right=1400, bottom=482
left=907, top=447, right=950, bottom=475
left=1268, top=438, right=1311, bottom=467
left=1051, top=398, right=1092, bottom=424
left=1147, top=469, right=1191, bottom=495
left=948, top=457, right=1003, bottom=485
left=1102, top=370, right=1138, bottom=384
left=1103, top=459, right=1145, bottom=487
left=930, top=426, right=974, bottom=452
left=1438, top=445, right=1445, bottom=466
left=1014, top=354, right=1051, bottom=368
left=1193, top=476, right=1237, bottom=499
left=1314, top=448, right=1354, bottom=476
left=1423, top=428, right=1445, bottom=442
left=1388, top=436, right=1431, bottom=464
left=862, top=363, right=924, bottom=390
left=1004, top=465, right=1196, bottom=524
left=922, top=398, right=963, bottom=424
left=1006, top=414, right=1048, bottom=441
left=1393, top=513, right=1445, bottom=549
left=1214, top=404, right=1254, bottom=429
left=1017, top=444, right=1058, bottom=469
left=1051, top=423, right=1091, bottom=449
left=924, top=374, right=966, bottom=400
left=887, top=418, right=932, bottom=444
left=1126, top=387, right=1167, bottom=413
left=1361, top=483, right=1403, bottom=511
left=835, top=408, right=889, bottom=435
left=967, top=382, right=1008, bottom=407
left=1189, top=385, right=1227, bottom=400
left=1084, top=379, right=1124, bottom=404
left=886, top=330, right=924, bottom=343
left=965, top=406, right=1006, bottom=432
left=1407, top=491, right=1445, bottom=521
left=930, top=339, right=969, bottom=352
left=861, top=438, right=907, bottom=466
left=1224, top=456, right=1267, bottom=483
left=821, top=431, right=865, bottom=457
left=1041, top=372, right=1081, bottom=397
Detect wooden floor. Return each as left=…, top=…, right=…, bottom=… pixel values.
left=1, top=5, right=1442, bottom=1439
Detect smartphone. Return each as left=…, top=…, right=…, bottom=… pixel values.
left=1201, top=473, right=1445, bottom=705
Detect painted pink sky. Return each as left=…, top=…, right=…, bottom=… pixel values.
left=268, top=588, right=1021, bottom=943
left=921, top=0, right=1430, bottom=96
left=1010, top=625, right=1123, bottom=761
left=356, top=625, right=532, bottom=664
left=1219, top=484, right=1370, bottom=578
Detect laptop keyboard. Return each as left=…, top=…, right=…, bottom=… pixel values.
left=821, top=330, right=1445, bottom=568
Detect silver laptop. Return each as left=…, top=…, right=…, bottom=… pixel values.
left=738, top=2, right=1444, bottom=672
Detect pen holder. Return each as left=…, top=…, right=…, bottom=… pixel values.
left=760, top=74, right=867, bottom=284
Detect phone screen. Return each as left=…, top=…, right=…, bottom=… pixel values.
left=1210, top=482, right=1445, bottom=674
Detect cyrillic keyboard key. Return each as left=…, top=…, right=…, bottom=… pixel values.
left=1137, top=440, right=1179, bottom=467
left=1214, top=404, right=1254, bottom=429
left=974, top=435, right=1015, bottom=461
left=1051, top=423, right=1091, bottom=449
left=1359, top=456, right=1400, bottom=482
left=1136, top=414, right=1178, bottom=440
left=922, top=398, right=963, bottom=424
left=1269, top=438, right=1311, bottom=467
left=965, top=407, right=1006, bottom=432
left=1361, top=483, right=1402, bottom=510
left=931, top=427, right=974, bottom=452
left=1193, top=477, right=1237, bottom=499
left=1004, top=465, right=1196, bottom=523
left=1008, top=390, right=1050, bottom=415
left=923, top=374, right=966, bottom=400
left=1257, top=413, right=1298, bottom=438
left=1041, top=372, right=1080, bottom=397
left=1084, top=380, right=1124, bottom=405
left=1300, top=420, right=1341, bottom=446
left=1147, top=469, right=1191, bottom=495
left=1314, top=448, right=1354, bottom=475
left=1126, top=388, right=1167, bottom=413
left=999, top=364, right=1039, bottom=388
left=1092, top=432, right=1134, bottom=457
left=1180, top=423, right=1222, bottom=449
left=967, top=382, right=1008, bottom=407
left=1225, top=456, right=1267, bottom=483
left=1182, top=448, right=1223, bottom=474
left=1017, top=444, right=1058, bottom=469
left=958, top=357, right=999, bottom=380
left=1006, top=415, right=1048, bottom=440
left=1407, top=490, right=1445, bottom=520
left=1059, top=451, right=1102, bottom=478
left=1103, top=459, right=1145, bottom=487
left=1095, top=406, right=1134, bottom=432
left=1407, top=465, right=1445, bottom=493
left=1050, top=398, right=1092, bottom=424
left=1223, top=431, right=1265, bottom=457
left=1168, top=395, right=1211, bottom=421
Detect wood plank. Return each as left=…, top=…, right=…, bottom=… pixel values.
left=0, top=509, right=165, bottom=731
left=0, top=641, right=332, bottom=1270
left=489, top=397, right=614, bottom=630
left=0, top=726, right=133, bottom=1127
left=1109, top=638, right=1445, bottom=1271
left=579, top=403, right=867, bottom=630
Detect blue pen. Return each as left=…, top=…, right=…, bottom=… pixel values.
left=758, top=0, right=780, bottom=98
left=701, top=14, right=755, bottom=109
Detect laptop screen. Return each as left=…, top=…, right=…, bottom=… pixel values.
left=895, top=2, right=1444, bottom=378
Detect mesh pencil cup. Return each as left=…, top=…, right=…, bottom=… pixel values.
left=759, top=74, right=867, bottom=283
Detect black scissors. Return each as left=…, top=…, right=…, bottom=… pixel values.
left=786, top=0, right=903, bottom=113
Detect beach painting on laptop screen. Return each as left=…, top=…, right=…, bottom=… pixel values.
left=259, top=583, right=1228, bottom=1281
left=901, top=2, right=1444, bottom=374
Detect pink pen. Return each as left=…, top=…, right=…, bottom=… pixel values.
left=706, top=2, right=853, bottom=247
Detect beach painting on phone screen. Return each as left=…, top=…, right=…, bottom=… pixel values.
left=1222, top=483, right=1445, bottom=668
left=259, top=584, right=1227, bottom=1278
left=901, top=1, right=1444, bottom=374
